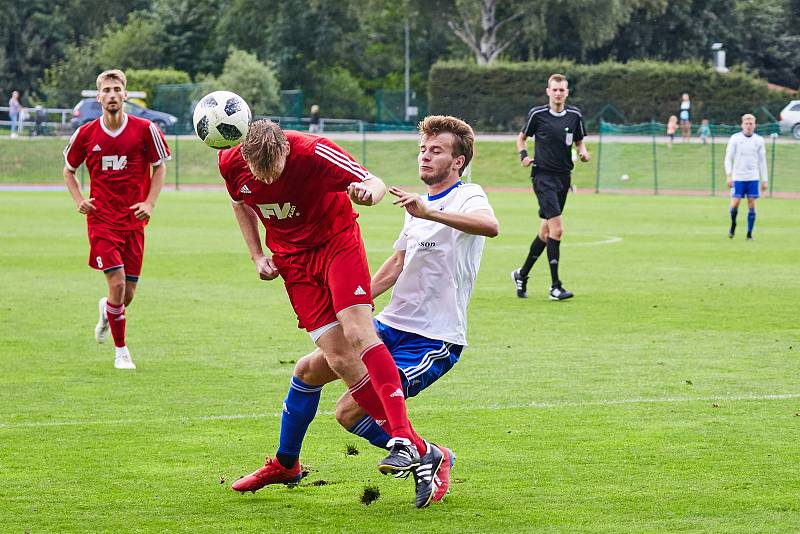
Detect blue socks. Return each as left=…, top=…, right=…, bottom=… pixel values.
left=276, top=376, right=322, bottom=467
left=747, top=208, right=756, bottom=235
left=348, top=415, right=391, bottom=450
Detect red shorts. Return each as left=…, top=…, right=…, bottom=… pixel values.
left=87, top=225, right=145, bottom=279
left=273, top=224, right=373, bottom=334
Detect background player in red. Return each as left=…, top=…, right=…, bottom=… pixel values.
left=220, top=119, right=445, bottom=507
left=63, top=69, right=171, bottom=370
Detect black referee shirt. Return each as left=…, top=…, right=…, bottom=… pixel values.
left=521, top=104, right=586, bottom=176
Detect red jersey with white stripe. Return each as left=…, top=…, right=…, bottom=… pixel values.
left=218, top=131, right=369, bottom=255
left=64, top=113, right=171, bottom=230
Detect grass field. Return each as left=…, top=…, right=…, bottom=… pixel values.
left=1, top=189, right=799, bottom=532
left=2, top=135, right=799, bottom=194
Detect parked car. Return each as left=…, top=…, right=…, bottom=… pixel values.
left=778, top=100, right=800, bottom=139
left=70, top=98, right=178, bottom=132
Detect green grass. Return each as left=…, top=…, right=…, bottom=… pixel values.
left=1, top=190, right=799, bottom=532
left=3, top=134, right=798, bottom=193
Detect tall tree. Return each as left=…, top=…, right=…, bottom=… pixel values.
left=446, top=0, right=525, bottom=65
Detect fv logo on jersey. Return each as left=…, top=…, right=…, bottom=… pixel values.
left=101, top=155, right=127, bottom=171
left=257, top=202, right=297, bottom=219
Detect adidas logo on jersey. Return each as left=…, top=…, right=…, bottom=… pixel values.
left=92, top=144, right=102, bottom=152
left=240, top=184, right=251, bottom=194
left=354, top=285, right=366, bottom=296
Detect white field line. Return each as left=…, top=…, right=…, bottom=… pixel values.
left=2, top=392, right=798, bottom=430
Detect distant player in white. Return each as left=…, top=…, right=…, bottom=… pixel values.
left=725, top=113, right=768, bottom=240
left=231, top=115, right=498, bottom=505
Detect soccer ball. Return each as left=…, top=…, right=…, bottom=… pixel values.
left=193, top=91, right=252, bottom=149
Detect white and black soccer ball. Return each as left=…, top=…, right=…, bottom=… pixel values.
left=193, top=91, right=252, bottom=149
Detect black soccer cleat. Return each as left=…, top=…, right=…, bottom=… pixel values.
left=412, top=442, right=445, bottom=509
left=511, top=268, right=528, bottom=298
left=549, top=283, right=573, bottom=301
left=378, top=437, right=420, bottom=475
left=728, top=223, right=736, bottom=239
left=746, top=233, right=753, bottom=241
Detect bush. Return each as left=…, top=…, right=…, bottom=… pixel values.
left=203, top=48, right=281, bottom=116
left=126, top=69, right=191, bottom=102
left=308, top=66, right=371, bottom=119
left=429, top=60, right=789, bottom=131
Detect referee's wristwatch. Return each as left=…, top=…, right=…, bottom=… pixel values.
left=519, top=150, right=528, bottom=161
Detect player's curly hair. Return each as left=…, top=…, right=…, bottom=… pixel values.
left=241, top=119, right=289, bottom=182
left=418, top=115, right=474, bottom=176
left=96, top=69, right=127, bottom=90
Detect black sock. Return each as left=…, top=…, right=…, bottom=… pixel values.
left=730, top=207, right=738, bottom=229
left=521, top=236, right=546, bottom=278
left=547, top=238, right=561, bottom=286
left=276, top=453, right=299, bottom=469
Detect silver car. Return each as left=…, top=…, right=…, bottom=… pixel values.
left=779, top=100, right=800, bottom=139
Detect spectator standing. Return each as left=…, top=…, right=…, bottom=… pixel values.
left=8, top=90, right=21, bottom=138
left=309, top=104, right=321, bottom=133
left=679, top=93, right=691, bottom=142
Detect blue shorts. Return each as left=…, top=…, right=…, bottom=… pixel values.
left=374, top=319, right=463, bottom=398
left=732, top=181, right=760, bottom=198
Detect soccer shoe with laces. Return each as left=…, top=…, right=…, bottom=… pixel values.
left=114, top=347, right=136, bottom=370
left=549, top=284, right=573, bottom=301
left=412, top=442, right=445, bottom=508
left=378, top=437, right=420, bottom=475
left=95, top=297, right=110, bottom=343
left=511, top=268, right=528, bottom=298
left=231, top=457, right=302, bottom=493
left=431, top=446, right=455, bottom=503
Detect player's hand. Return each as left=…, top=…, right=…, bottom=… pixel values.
left=761, top=182, right=768, bottom=192
left=255, top=255, right=279, bottom=281
left=579, top=151, right=591, bottom=162
left=347, top=182, right=373, bottom=205
left=389, top=186, right=430, bottom=219
left=521, top=156, right=533, bottom=167
left=77, top=197, right=96, bottom=214
left=130, top=201, right=154, bottom=220
left=726, top=178, right=733, bottom=188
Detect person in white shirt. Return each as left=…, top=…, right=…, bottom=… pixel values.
left=231, top=115, right=498, bottom=505
left=724, top=114, right=768, bottom=240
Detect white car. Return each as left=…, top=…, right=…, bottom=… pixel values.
left=779, top=100, right=800, bottom=139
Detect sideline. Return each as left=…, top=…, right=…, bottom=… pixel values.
left=3, top=392, right=798, bottom=430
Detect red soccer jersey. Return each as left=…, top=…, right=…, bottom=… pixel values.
left=64, top=114, right=171, bottom=230
left=218, top=131, right=369, bottom=255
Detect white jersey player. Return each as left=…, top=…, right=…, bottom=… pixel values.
left=230, top=115, right=498, bottom=505
left=724, top=113, right=768, bottom=240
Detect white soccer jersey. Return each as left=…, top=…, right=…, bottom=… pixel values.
left=724, top=132, right=768, bottom=182
left=376, top=181, right=493, bottom=346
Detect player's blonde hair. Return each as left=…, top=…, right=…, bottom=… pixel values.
left=741, top=113, right=756, bottom=122
left=418, top=115, right=474, bottom=176
left=241, top=119, right=289, bottom=181
left=96, top=69, right=127, bottom=90
left=548, top=73, right=568, bottom=87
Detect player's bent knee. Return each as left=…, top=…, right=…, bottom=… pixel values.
left=335, top=395, right=363, bottom=429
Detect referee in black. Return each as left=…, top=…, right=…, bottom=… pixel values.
left=512, top=73, right=590, bottom=300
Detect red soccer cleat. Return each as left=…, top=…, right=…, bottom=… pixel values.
left=231, top=457, right=302, bottom=493
left=431, top=446, right=455, bottom=502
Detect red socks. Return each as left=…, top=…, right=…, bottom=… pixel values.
left=358, top=343, right=425, bottom=453
left=105, top=301, right=126, bottom=348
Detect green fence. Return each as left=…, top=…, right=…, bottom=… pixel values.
left=595, top=121, right=800, bottom=196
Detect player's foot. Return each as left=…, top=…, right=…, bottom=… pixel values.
left=114, top=346, right=136, bottom=370
left=95, top=297, right=109, bottom=343
left=511, top=268, right=528, bottom=298
left=431, top=446, right=455, bottom=503
left=412, top=442, right=445, bottom=508
left=231, top=457, right=302, bottom=493
left=378, top=437, right=420, bottom=475
left=728, top=224, right=736, bottom=239
left=549, top=283, right=573, bottom=301
left=747, top=233, right=753, bottom=241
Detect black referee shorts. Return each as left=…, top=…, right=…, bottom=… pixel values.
left=532, top=172, right=571, bottom=220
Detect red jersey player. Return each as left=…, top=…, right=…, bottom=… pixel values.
left=220, top=119, right=444, bottom=507
left=63, top=69, right=170, bottom=370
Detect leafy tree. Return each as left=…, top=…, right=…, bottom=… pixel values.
left=204, top=48, right=281, bottom=115
left=154, top=0, right=229, bottom=78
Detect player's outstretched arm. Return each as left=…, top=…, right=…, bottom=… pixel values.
left=370, top=250, right=405, bottom=299
left=231, top=201, right=279, bottom=280
left=575, top=140, right=591, bottom=162
left=347, top=174, right=387, bottom=206
left=63, top=166, right=95, bottom=214
left=389, top=186, right=499, bottom=238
